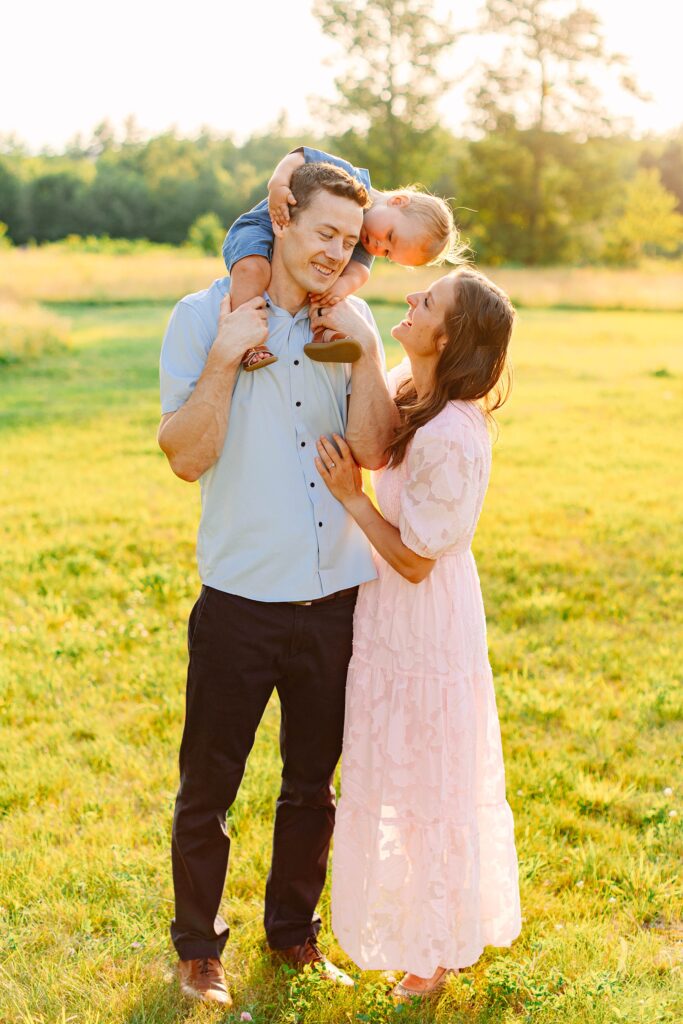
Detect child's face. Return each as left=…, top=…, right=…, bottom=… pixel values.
left=361, top=201, right=427, bottom=266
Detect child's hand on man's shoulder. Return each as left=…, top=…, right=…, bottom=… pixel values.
left=268, top=185, right=297, bottom=228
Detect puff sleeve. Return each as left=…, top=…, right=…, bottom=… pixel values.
left=398, top=413, right=488, bottom=559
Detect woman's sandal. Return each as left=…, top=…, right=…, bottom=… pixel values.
left=242, top=347, right=278, bottom=372
left=303, top=337, right=362, bottom=363
left=391, top=967, right=458, bottom=1003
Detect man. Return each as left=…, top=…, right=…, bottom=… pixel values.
left=158, top=162, right=398, bottom=1006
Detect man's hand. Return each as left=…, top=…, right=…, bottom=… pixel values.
left=268, top=184, right=297, bottom=228
left=213, top=294, right=269, bottom=368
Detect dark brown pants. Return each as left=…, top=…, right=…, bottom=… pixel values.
left=170, top=585, right=357, bottom=960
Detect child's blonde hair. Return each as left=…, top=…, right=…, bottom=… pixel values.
left=385, top=186, right=465, bottom=266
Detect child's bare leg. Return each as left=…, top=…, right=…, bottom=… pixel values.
left=230, top=256, right=277, bottom=370
left=230, top=255, right=270, bottom=308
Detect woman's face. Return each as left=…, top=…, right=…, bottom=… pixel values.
left=390, top=275, right=455, bottom=358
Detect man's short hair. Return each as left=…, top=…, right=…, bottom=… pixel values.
left=289, top=162, right=370, bottom=217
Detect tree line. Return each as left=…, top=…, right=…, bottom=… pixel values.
left=1, top=0, right=682, bottom=266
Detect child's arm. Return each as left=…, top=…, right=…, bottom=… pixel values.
left=309, top=258, right=370, bottom=308
left=268, top=150, right=306, bottom=227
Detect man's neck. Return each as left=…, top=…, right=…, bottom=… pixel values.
left=268, top=251, right=309, bottom=316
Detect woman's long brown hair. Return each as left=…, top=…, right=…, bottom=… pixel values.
left=386, top=268, right=515, bottom=468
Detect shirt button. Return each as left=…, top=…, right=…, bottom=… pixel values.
left=310, top=482, right=315, bottom=488
left=294, top=359, right=300, bottom=365
left=296, top=401, right=302, bottom=407
left=301, top=441, right=306, bottom=447
left=318, top=521, right=323, bottom=527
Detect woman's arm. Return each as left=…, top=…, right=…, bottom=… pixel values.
left=315, top=435, right=435, bottom=584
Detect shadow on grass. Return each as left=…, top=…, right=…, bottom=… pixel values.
left=120, top=953, right=293, bottom=1024
left=119, top=950, right=454, bottom=1024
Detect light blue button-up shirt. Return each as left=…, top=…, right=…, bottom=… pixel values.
left=160, top=277, right=384, bottom=602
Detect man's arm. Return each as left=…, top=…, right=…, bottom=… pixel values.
left=344, top=342, right=399, bottom=470
left=158, top=295, right=268, bottom=482
left=311, top=300, right=399, bottom=470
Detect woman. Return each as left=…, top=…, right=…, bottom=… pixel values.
left=314, top=267, right=521, bottom=1000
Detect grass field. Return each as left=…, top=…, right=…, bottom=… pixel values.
left=2, top=247, right=683, bottom=310
left=1, top=292, right=682, bottom=1023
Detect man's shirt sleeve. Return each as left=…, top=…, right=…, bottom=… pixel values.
left=159, top=300, right=213, bottom=414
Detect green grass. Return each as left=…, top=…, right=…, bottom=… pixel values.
left=1, top=302, right=682, bottom=1023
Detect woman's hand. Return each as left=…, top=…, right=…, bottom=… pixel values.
left=315, top=434, right=366, bottom=510
left=310, top=299, right=378, bottom=352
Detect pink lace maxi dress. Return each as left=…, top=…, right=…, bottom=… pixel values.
left=331, top=368, right=521, bottom=978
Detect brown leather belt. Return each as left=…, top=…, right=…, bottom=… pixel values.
left=289, top=586, right=358, bottom=607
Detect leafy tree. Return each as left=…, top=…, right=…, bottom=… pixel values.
left=85, top=162, right=153, bottom=238
left=312, top=0, right=459, bottom=185
left=652, top=134, right=683, bottom=212
left=27, top=171, right=89, bottom=241
left=471, top=0, right=643, bottom=262
left=458, top=132, right=632, bottom=265
left=643, top=134, right=683, bottom=211
left=602, top=168, right=683, bottom=264
left=187, top=212, right=225, bottom=255
left=0, top=159, right=25, bottom=242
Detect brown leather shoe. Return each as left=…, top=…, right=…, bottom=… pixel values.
left=177, top=957, right=232, bottom=1005
left=391, top=967, right=458, bottom=1003
left=273, top=937, right=354, bottom=987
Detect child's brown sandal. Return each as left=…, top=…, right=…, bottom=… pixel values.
left=303, top=338, right=362, bottom=363
left=242, top=347, right=278, bottom=371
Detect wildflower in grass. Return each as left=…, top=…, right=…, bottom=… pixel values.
left=576, top=879, right=585, bottom=888
left=131, top=941, right=141, bottom=948
left=663, top=787, right=673, bottom=796
left=669, top=809, right=677, bottom=817
left=240, top=1013, right=253, bottom=1022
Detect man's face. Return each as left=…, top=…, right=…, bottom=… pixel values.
left=277, top=190, right=363, bottom=295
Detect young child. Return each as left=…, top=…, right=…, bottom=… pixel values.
left=222, top=146, right=460, bottom=370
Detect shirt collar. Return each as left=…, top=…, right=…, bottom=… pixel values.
left=264, top=291, right=310, bottom=322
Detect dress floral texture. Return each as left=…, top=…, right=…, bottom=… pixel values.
left=331, top=362, right=521, bottom=977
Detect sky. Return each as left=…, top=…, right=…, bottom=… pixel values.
left=3, top=0, right=680, bottom=151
